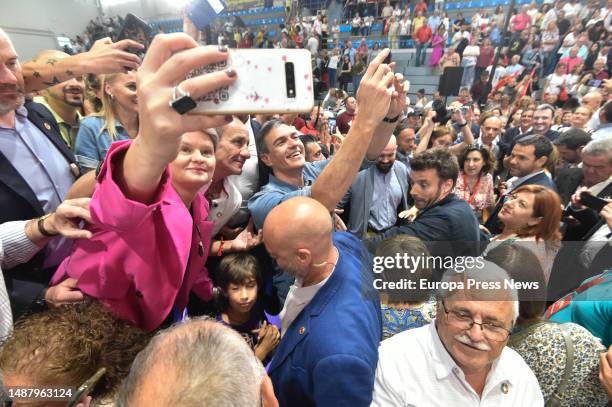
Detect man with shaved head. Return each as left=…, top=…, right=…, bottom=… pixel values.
left=263, top=196, right=381, bottom=406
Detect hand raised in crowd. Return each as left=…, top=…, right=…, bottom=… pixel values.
left=599, top=346, right=612, bottom=400
left=137, top=35, right=237, bottom=150
left=79, top=37, right=144, bottom=73
left=122, top=34, right=238, bottom=202
left=423, top=109, right=436, bottom=127
left=320, top=121, right=332, bottom=146
left=385, top=74, right=410, bottom=120
left=45, top=278, right=85, bottom=307
left=254, top=320, right=281, bottom=362
left=45, top=198, right=93, bottom=240
left=354, top=49, right=396, bottom=129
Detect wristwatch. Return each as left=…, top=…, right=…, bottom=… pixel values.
left=383, top=113, right=402, bottom=123
left=37, top=213, right=58, bottom=237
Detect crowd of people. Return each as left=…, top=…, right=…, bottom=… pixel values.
left=0, top=0, right=612, bottom=405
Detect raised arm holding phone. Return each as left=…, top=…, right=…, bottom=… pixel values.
left=50, top=35, right=240, bottom=332
left=248, top=49, right=409, bottom=228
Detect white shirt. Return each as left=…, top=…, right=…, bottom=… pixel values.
left=372, top=323, right=544, bottom=407
left=280, top=270, right=334, bottom=336
left=207, top=177, right=242, bottom=235
left=313, top=19, right=322, bottom=36
left=399, top=19, right=411, bottom=36
left=307, top=36, right=319, bottom=55
left=227, top=118, right=259, bottom=226
left=562, top=2, right=579, bottom=19
left=506, top=170, right=547, bottom=193
left=0, top=220, right=40, bottom=339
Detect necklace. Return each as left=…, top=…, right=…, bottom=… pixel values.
left=462, top=173, right=482, bottom=205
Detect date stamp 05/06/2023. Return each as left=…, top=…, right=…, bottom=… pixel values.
left=1, top=387, right=74, bottom=402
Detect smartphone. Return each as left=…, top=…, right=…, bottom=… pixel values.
left=328, top=117, right=337, bottom=134
left=587, top=79, right=603, bottom=88
left=188, top=49, right=315, bottom=114
left=461, top=106, right=470, bottom=115
left=580, top=191, right=609, bottom=212
left=186, top=0, right=227, bottom=31
left=115, top=13, right=152, bottom=58
left=66, top=368, right=106, bottom=407
left=383, top=50, right=392, bottom=65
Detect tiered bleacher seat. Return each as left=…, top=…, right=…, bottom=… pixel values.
left=149, top=6, right=286, bottom=36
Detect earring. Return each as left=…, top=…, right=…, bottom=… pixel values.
left=109, top=94, right=114, bottom=100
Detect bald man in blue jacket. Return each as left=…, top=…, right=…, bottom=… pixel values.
left=263, top=197, right=381, bottom=406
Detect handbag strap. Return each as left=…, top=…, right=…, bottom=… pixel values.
left=545, top=324, right=575, bottom=407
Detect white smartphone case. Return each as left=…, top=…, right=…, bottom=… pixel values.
left=188, top=48, right=315, bottom=114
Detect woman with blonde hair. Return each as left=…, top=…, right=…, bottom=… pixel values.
left=74, top=71, right=139, bottom=172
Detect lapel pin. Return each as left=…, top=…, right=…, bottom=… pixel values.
left=298, top=326, right=305, bottom=335
left=43, top=122, right=51, bottom=130
left=501, top=383, right=509, bottom=394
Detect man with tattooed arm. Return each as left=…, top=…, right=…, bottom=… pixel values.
left=0, top=28, right=141, bottom=318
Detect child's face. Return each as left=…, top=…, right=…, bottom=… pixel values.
left=225, top=278, right=258, bottom=314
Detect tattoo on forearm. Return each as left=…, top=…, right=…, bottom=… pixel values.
left=46, top=58, right=58, bottom=66
left=43, top=76, right=61, bottom=86
left=33, top=71, right=41, bottom=78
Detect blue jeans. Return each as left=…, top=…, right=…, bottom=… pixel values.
left=415, top=43, right=427, bottom=66
left=352, top=74, right=363, bottom=93
left=328, top=68, right=337, bottom=89
left=461, top=62, right=475, bottom=87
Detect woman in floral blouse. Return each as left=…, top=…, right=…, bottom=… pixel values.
left=454, top=145, right=495, bottom=222
left=486, top=244, right=608, bottom=407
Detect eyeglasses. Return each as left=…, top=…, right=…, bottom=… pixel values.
left=440, top=300, right=511, bottom=342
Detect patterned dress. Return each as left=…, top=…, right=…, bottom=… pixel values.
left=454, top=171, right=495, bottom=222
left=381, top=298, right=437, bottom=340
left=509, top=321, right=607, bottom=407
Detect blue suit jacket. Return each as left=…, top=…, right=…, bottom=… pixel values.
left=269, top=232, right=381, bottom=407
left=342, top=161, right=410, bottom=237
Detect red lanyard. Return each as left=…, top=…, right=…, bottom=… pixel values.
left=463, top=173, right=481, bottom=205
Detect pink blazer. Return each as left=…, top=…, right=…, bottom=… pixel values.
left=51, top=140, right=214, bottom=332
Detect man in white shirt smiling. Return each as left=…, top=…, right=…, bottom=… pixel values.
left=372, top=261, right=544, bottom=406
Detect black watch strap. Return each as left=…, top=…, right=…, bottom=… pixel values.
left=383, top=114, right=401, bottom=123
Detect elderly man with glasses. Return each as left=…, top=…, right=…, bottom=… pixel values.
left=372, top=260, right=544, bottom=406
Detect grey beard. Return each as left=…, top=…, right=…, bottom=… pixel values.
left=0, top=94, right=25, bottom=115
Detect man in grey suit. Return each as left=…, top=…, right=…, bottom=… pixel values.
left=341, top=136, right=410, bottom=238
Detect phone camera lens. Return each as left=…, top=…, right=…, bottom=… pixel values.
left=285, top=62, right=296, bottom=99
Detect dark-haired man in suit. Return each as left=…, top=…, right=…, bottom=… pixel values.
left=484, top=135, right=557, bottom=235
